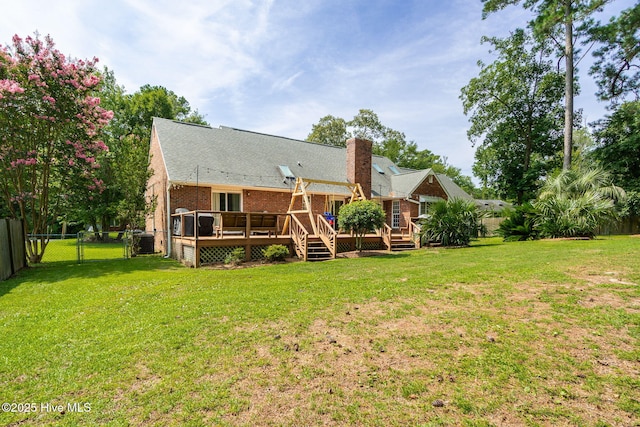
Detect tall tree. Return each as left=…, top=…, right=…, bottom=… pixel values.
left=591, top=100, right=640, bottom=192
left=589, top=3, right=640, bottom=104
left=461, top=29, right=565, bottom=203
left=67, top=76, right=209, bottom=235
left=348, top=108, right=387, bottom=147
left=482, top=0, right=611, bottom=170
left=126, top=85, right=207, bottom=138
left=307, top=114, right=349, bottom=147
left=0, top=34, right=112, bottom=262
left=307, top=109, right=472, bottom=188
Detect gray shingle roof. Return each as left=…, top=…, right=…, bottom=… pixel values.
left=153, top=117, right=471, bottom=200
left=436, top=174, right=474, bottom=201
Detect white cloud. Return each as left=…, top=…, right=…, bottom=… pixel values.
left=0, top=0, right=626, bottom=184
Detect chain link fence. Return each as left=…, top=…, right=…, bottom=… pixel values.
left=26, top=231, right=135, bottom=264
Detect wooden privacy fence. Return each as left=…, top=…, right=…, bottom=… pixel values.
left=0, top=218, right=26, bottom=281
left=597, top=216, right=640, bottom=235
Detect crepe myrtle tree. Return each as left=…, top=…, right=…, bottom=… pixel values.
left=338, top=200, right=386, bottom=252
left=0, top=34, right=113, bottom=263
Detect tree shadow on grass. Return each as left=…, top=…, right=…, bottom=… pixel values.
left=0, top=256, right=184, bottom=296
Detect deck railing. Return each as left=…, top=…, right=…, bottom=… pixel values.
left=316, top=214, right=337, bottom=258
left=289, top=214, right=309, bottom=261
left=170, top=210, right=284, bottom=239
left=381, top=223, right=393, bottom=250
left=408, top=219, right=422, bottom=248
left=170, top=210, right=220, bottom=238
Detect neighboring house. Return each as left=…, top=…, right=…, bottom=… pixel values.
left=146, top=118, right=474, bottom=255
left=475, top=199, right=512, bottom=214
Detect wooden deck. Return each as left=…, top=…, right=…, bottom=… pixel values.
left=170, top=210, right=415, bottom=267
left=171, top=232, right=385, bottom=267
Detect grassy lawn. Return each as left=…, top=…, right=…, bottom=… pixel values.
left=1, top=237, right=638, bottom=426
left=36, top=234, right=129, bottom=264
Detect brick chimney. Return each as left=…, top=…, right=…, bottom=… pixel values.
left=346, top=137, right=372, bottom=199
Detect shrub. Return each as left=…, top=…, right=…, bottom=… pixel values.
left=224, top=247, right=245, bottom=265
left=338, top=200, right=386, bottom=251
left=534, top=168, right=625, bottom=238
left=496, top=203, right=540, bottom=241
left=263, top=244, right=289, bottom=262
left=419, top=198, right=483, bottom=247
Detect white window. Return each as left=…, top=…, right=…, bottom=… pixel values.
left=419, top=195, right=443, bottom=216
left=212, top=192, right=241, bottom=212
left=392, top=200, right=400, bottom=229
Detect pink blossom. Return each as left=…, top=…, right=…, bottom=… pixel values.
left=82, top=75, right=100, bottom=87
left=0, top=79, right=24, bottom=94
left=85, top=96, right=101, bottom=106
left=68, top=159, right=75, bottom=166
left=42, top=95, right=56, bottom=104
left=9, top=158, right=37, bottom=168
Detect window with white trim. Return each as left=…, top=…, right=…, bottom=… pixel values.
left=419, top=195, right=443, bottom=216
left=212, top=192, right=241, bottom=212
left=392, top=200, right=400, bottom=229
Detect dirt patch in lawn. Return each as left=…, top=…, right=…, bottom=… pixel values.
left=336, top=250, right=394, bottom=258
left=201, top=257, right=301, bottom=270
left=221, top=282, right=639, bottom=426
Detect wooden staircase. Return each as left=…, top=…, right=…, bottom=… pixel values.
left=389, top=234, right=419, bottom=251
left=306, top=237, right=333, bottom=261
left=381, top=222, right=421, bottom=252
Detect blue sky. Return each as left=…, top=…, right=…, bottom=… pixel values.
left=1, top=0, right=632, bottom=180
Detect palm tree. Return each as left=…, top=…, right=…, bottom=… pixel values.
left=534, top=167, right=625, bottom=238
left=419, top=198, right=483, bottom=247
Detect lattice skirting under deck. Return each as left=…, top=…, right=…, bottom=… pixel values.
left=198, top=245, right=272, bottom=265
left=250, top=245, right=270, bottom=260
left=361, top=241, right=382, bottom=250
left=337, top=242, right=352, bottom=253
left=337, top=240, right=382, bottom=252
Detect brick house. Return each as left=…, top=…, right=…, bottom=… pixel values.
left=146, top=118, right=473, bottom=256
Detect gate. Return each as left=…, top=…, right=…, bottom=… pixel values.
left=76, top=231, right=132, bottom=263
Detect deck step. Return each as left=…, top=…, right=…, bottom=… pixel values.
left=306, top=240, right=333, bottom=261
left=390, top=238, right=418, bottom=251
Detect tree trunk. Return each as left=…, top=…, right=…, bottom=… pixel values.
left=101, top=215, right=110, bottom=241
left=563, top=1, right=574, bottom=170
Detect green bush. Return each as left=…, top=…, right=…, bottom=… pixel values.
left=263, top=244, right=289, bottom=262
left=419, top=198, right=483, bottom=247
left=496, top=203, right=539, bottom=241
left=338, top=200, right=386, bottom=251
left=224, top=247, right=245, bottom=265
left=534, top=168, right=625, bottom=238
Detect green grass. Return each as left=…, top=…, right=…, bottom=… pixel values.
left=35, top=234, right=128, bottom=264
left=1, top=236, right=639, bottom=426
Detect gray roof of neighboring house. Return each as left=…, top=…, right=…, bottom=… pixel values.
left=153, top=117, right=471, bottom=200
left=476, top=199, right=512, bottom=211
